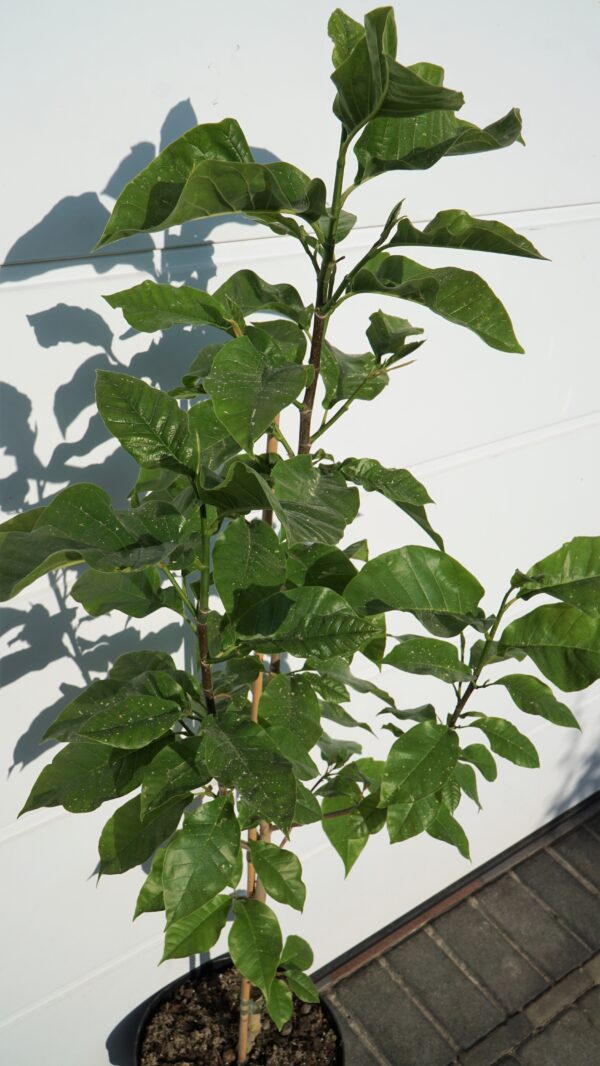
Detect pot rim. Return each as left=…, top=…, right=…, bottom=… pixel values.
left=134, top=952, right=344, bottom=1064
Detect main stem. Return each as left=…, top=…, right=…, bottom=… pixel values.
left=197, top=504, right=216, bottom=716
left=448, top=589, right=514, bottom=728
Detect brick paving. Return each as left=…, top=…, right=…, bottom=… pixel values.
left=321, top=805, right=600, bottom=1065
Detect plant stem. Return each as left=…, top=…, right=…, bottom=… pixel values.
left=196, top=505, right=216, bottom=717
left=160, top=564, right=197, bottom=623
left=448, top=589, right=515, bottom=728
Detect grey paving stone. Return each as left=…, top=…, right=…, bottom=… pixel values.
left=476, top=875, right=588, bottom=978
left=518, top=1005, right=600, bottom=1066
left=336, top=960, right=455, bottom=1066
left=551, top=827, right=600, bottom=890
left=434, top=902, right=546, bottom=1013
left=386, top=929, right=503, bottom=1049
left=577, top=985, right=600, bottom=1033
left=459, top=1013, right=531, bottom=1066
left=325, top=996, right=381, bottom=1066
left=524, top=968, right=592, bottom=1028
left=516, top=851, right=600, bottom=949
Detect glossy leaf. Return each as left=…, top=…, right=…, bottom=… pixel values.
left=320, top=343, right=388, bottom=408
left=188, top=400, right=240, bottom=472
left=162, top=893, right=231, bottom=961
left=96, top=371, right=198, bottom=475
left=381, top=722, right=459, bottom=804
left=140, top=737, right=211, bottom=815
left=109, top=650, right=176, bottom=682
left=229, top=898, right=282, bottom=996
left=76, top=691, right=182, bottom=750
left=384, top=635, right=472, bottom=683
left=351, top=253, right=524, bottom=353
left=266, top=979, right=294, bottom=1030
left=235, top=586, right=379, bottom=659
left=214, top=270, right=311, bottom=329
left=427, top=804, right=470, bottom=859
left=287, top=542, right=358, bottom=595
left=500, top=603, right=600, bottom=691
left=248, top=841, right=306, bottom=911
left=204, top=336, right=311, bottom=452
left=322, top=786, right=370, bottom=875
left=328, top=9, right=364, bottom=67
left=469, top=714, right=540, bottom=768
left=459, top=743, right=497, bottom=782
left=454, top=763, right=481, bottom=808
left=284, top=968, right=320, bottom=1004
left=98, top=793, right=189, bottom=875
left=104, top=280, right=234, bottom=333
left=390, top=210, right=544, bottom=259
left=271, top=456, right=359, bottom=546
left=366, top=310, right=424, bottom=359
left=134, top=847, right=166, bottom=918
left=345, top=544, right=484, bottom=636
left=281, top=934, right=314, bottom=972
left=38, top=484, right=132, bottom=557
left=339, top=456, right=442, bottom=549
left=515, top=536, right=600, bottom=615
left=71, top=567, right=163, bottom=618
left=162, top=797, right=240, bottom=924
left=213, top=517, right=286, bottom=616
left=258, top=674, right=322, bottom=774
left=386, top=795, right=440, bottom=843
left=495, top=674, right=579, bottom=729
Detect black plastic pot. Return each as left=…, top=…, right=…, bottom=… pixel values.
left=135, top=953, right=344, bottom=1065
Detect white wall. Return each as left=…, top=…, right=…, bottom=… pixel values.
left=2, top=2, right=600, bottom=1063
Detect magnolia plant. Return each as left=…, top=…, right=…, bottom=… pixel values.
left=3, top=7, right=599, bottom=1064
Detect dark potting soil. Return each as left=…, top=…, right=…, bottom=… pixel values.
left=139, top=966, right=340, bottom=1066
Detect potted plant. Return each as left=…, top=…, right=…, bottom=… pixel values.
left=2, top=6, right=599, bottom=1064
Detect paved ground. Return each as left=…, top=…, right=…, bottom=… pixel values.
left=322, top=807, right=600, bottom=1066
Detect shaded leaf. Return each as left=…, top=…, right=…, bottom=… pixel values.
left=381, top=722, right=459, bottom=804
left=500, top=603, right=600, bottom=692
left=459, top=743, right=497, bottom=782
left=454, top=763, right=481, bottom=808
left=284, top=968, right=319, bottom=1004
left=229, top=899, right=282, bottom=996
left=271, top=456, right=359, bottom=546
left=320, top=343, right=388, bottom=408
left=163, top=796, right=240, bottom=923
left=134, top=847, right=166, bottom=918
left=140, top=737, right=211, bottom=815
left=249, top=841, right=306, bottom=911
left=384, top=635, right=471, bottom=683
left=469, top=714, right=539, bottom=768
left=366, top=310, right=424, bottom=359
left=390, top=210, right=544, bottom=259
left=213, top=517, right=286, bottom=616
left=235, top=586, right=378, bottom=659
left=163, top=894, right=231, bottom=960
left=266, top=979, right=294, bottom=1030
left=99, top=793, right=189, bottom=874
left=495, top=674, right=579, bottom=729
left=427, top=804, right=470, bottom=859
left=214, top=270, right=311, bottom=329
left=281, top=934, right=313, bottom=972
left=287, top=542, right=358, bottom=596
left=386, top=795, right=440, bottom=843
left=71, top=567, right=163, bottom=618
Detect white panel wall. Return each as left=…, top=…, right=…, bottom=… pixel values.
left=1, top=3, right=600, bottom=1063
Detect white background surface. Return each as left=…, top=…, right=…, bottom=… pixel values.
left=1, top=3, right=600, bottom=1063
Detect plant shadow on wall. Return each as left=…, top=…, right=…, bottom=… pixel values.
left=1, top=99, right=277, bottom=772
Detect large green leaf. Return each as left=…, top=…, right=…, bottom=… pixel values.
left=500, top=603, right=600, bottom=691
left=328, top=9, right=364, bottom=67
left=468, top=714, right=539, bottom=768
left=204, top=337, right=311, bottom=453
left=257, top=674, right=322, bottom=775
left=287, top=542, right=358, bottom=595
left=162, top=894, right=231, bottom=960
left=37, top=485, right=133, bottom=560
left=381, top=722, right=459, bottom=804
left=390, top=210, right=544, bottom=259
left=459, top=743, right=497, bottom=781
left=201, top=717, right=297, bottom=831
left=104, top=280, right=234, bottom=333
left=322, top=784, right=370, bottom=875
left=386, top=795, right=440, bottom=843
left=320, top=343, right=388, bottom=408
left=345, top=544, right=484, bottom=636
left=70, top=567, right=163, bottom=618
left=271, top=456, right=359, bottom=546
left=354, top=61, right=523, bottom=180
left=44, top=671, right=185, bottom=743
left=229, top=899, right=283, bottom=995
left=385, top=636, right=472, bottom=684
left=515, top=536, right=600, bottom=615
left=96, top=371, right=198, bottom=475
left=351, top=253, right=523, bottom=353
left=235, top=586, right=379, bottom=659
left=0, top=514, right=82, bottom=601
left=109, top=650, right=176, bottom=681
left=212, top=517, right=286, bottom=616
left=214, top=270, right=311, bottom=329
left=197, top=460, right=270, bottom=516
left=339, top=456, right=442, bottom=548
left=74, top=691, right=183, bottom=750
left=140, top=737, right=211, bottom=814
left=265, top=980, right=294, bottom=1030
left=427, top=804, right=470, bottom=859
left=248, top=841, right=306, bottom=911
left=187, top=401, right=240, bottom=473
left=98, top=793, right=189, bottom=874
left=495, top=674, right=579, bottom=728
left=331, top=8, right=463, bottom=136
left=162, top=796, right=240, bottom=923
left=134, top=847, right=167, bottom=918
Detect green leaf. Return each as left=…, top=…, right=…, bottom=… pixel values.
left=258, top=674, right=322, bottom=776
left=134, top=847, right=166, bottom=918
left=440, top=774, right=461, bottom=812
left=469, top=714, right=539, bottom=768
left=306, top=656, right=395, bottom=706
left=427, top=804, right=471, bottom=859
left=140, top=737, right=211, bottom=814
left=235, top=586, right=378, bottom=659
left=287, top=543, right=357, bottom=595
left=99, top=793, right=189, bottom=874
left=500, top=603, right=600, bottom=691
left=515, top=536, right=600, bottom=615
left=322, top=786, right=369, bottom=875
left=339, top=456, right=442, bottom=549
left=384, top=636, right=472, bottom=684
left=104, top=280, right=234, bottom=333
left=248, top=841, right=306, bottom=911
left=188, top=401, right=240, bottom=472
left=366, top=310, right=424, bottom=359
left=0, top=507, right=82, bottom=601
left=331, top=9, right=463, bottom=136
left=109, top=650, right=176, bottom=682
left=328, top=9, right=364, bottom=67
left=386, top=795, right=440, bottom=843
left=204, top=336, right=311, bottom=453
left=345, top=544, right=485, bottom=637
left=291, top=784, right=322, bottom=827
left=214, top=270, right=311, bottom=329
left=281, top=934, right=313, bottom=972
left=319, top=700, right=373, bottom=734
left=37, top=484, right=133, bottom=559
left=96, top=371, right=197, bottom=475
left=318, top=735, right=362, bottom=766
left=265, top=979, right=294, bottom=1030
left=351, top=253, right=523, bottom=353
left=381, top=722, right=459, bottom=804
left=459, top=743, right=497, bottom=781
left=229, top=899, right=282, bottom=996
left=162, top=894, right=231, bottom=960
left=201, top=717, right=297, bottom=832
left=391, top=210, right=544, bottom=259
left=320, top=343, right=388, bottom=408
left=213, top=517, right=286, bottom=616
left=284, top=968, right=320, bottom=1004
left=271, top=456, right=359, bottom=546
left=378, top=704, right=437, bottom=724
left=162, top=796, right=240, bottom=923
left=72, top=689, right=182, bottom=750
left=71, top=567, right=163, bottom=618
left=454, top=763, right=481, bottom=808
left=44, top=676, right=180, bottom=745
left=197, top=460, right=270, bottom=516
left=495, top=674, right=579, bottom=729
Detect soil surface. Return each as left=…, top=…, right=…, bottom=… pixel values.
left=139, top=965, right=340, bottom=1065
